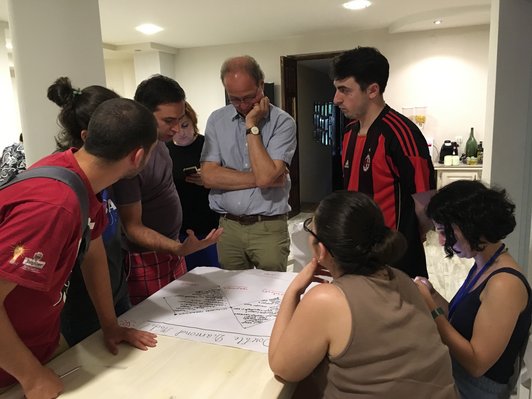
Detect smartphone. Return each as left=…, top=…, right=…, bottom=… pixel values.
left=183, top=166, right=199, bottom=176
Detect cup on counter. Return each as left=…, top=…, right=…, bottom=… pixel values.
left=451, top=155, right=460, bottom=166
left=444, top=155, right=453, bottom=166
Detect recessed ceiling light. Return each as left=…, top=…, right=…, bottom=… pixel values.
left=135, top=23, right=164, bottom=35
left=433, top=19, right=443, bottom=25
left=342, top=0, right=372, bottom=10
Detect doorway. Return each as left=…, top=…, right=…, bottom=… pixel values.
left=281, top=51, right=345, bottom=215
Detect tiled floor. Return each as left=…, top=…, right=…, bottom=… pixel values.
left=288, top=211, right=471, bottom=300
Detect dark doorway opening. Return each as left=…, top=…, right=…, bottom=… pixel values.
left=281, top=51, right=346, bottom=216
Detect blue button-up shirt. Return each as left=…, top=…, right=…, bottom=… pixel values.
left=200, top=104, right=296, bottom=216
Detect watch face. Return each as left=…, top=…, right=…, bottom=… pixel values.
left=251, top=126, right=260, bottom=135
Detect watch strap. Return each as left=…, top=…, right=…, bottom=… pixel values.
left=431, top=307, right=445, bottom=320
left=246, top=126, right=260, bottom=135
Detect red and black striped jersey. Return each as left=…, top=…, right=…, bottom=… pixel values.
left=341, top=105, right=435, bottom=277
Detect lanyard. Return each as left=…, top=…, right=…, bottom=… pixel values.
left=448, top=243, right=506, bottom=319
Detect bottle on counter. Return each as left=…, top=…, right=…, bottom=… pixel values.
left=477, top=141, right=484, bottom=165
left=465, top=127, right=478, bottom=165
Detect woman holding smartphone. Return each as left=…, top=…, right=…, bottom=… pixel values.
left=166, top=102, right=219, bottom=269
left=415, top=180, right=532, bottom=399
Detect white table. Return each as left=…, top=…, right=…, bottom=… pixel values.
left=1, top=269, right=297, bottom=399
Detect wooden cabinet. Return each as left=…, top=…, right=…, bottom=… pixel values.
left=434, top=165, right=483, bottom=189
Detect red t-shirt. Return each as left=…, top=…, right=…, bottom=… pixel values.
left=0, top=149, right=106, bottom=387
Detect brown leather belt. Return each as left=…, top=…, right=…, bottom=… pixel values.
left=221, top=213, right=287, bottom=225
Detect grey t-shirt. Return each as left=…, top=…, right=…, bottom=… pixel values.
left=113, top=140, right=182, bottom=252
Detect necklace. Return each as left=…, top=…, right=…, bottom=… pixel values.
left=448, top=243, right=506, bottom=319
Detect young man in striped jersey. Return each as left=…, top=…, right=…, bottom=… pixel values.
left=332, top=46, right=435, bottom=278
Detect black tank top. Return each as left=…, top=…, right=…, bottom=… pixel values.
left=450, top=267, right=532, bottom=383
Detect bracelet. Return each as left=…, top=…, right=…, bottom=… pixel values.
left=431, top=307, right=445, bottom=320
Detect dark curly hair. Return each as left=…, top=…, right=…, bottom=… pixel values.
left=313, top=191, right=406, bottom=276
left=426, top=180, right=516, bottom=257
left=47, top=77, right=119, bottom=151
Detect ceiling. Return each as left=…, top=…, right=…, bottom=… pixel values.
left=1, top=0, right=491, bottom=55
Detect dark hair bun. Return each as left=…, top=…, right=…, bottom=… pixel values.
left=47, top=77, right=75, bottom=107
left=371, top=228, right=407, bottom=266
left=314, top=191, right=407, bottom=276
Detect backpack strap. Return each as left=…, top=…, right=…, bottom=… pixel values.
left=0, top=166, right=89, bottom=235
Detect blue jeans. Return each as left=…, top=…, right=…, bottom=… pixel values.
left=452, top=359, right=511, bottom=399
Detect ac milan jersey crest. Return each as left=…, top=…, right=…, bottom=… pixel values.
left=362, top=154, right=371, bottom=172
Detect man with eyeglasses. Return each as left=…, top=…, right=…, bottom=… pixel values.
left=114, top=75, right=222, bottom=304
left=201, top=56, right=296, bottom=271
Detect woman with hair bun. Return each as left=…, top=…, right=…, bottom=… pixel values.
left=414, top=180, right=532, bottom=399
left=47, top=76, right=119, bottom=151
left=269, top=191, right=458, bottom=399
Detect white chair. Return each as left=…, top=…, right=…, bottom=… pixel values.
left=288, top=220, right=312, bottom=272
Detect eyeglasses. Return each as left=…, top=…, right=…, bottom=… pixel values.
left=228, top=88, right=259, bottom=105
left=303, top=217, right=334, bottom=257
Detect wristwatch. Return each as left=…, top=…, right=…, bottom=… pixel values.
left=431, top=307, right=445, bottom=320
left=246, top=126, right=260, bottom=135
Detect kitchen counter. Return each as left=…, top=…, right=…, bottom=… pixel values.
left=434, top=164, right=483, bottom=189
left=434, top=164, right=483, bottom=170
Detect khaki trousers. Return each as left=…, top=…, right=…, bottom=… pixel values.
left=218, top=217, right=290, bottom=271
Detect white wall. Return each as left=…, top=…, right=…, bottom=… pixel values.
left=8, top=0, right=106, bottom=164
left=104, top=57, right=136, bottom=98
left=103, top=26, right=489, bottom=152
left=0, top=23, right=20, bottom=150
left=483, top=0, right=532, bottom=275
left=382, top=27, right=489, bottom=156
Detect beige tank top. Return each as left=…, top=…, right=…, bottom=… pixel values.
left=294, top=268, right=458, bottom=399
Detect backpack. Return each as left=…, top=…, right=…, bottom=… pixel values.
left=0, top=166, right=91, bottom=263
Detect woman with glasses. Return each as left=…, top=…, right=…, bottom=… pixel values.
left=414, top=180, right=532, bottom=399
left=269, top=191, right=458, bottom=398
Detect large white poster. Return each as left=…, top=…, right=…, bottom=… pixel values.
left=119, top=267, right=299, bottom=353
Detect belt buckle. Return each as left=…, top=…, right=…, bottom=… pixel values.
left=239, top=215, right=256, bottom=225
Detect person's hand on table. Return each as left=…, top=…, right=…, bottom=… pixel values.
left=101, top=324, right=158, bottom=355
left=21, top=364, right=63, bottom=399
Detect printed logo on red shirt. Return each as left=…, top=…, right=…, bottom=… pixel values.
left=22, top=252, right=46, bottom=271
left=9, top=244, right=26, bottom=264
left=363, top=154, right=371, bottom=172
